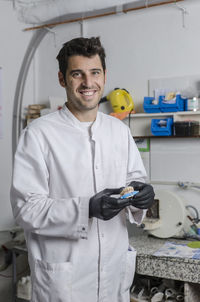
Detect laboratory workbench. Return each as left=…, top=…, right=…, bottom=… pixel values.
left=12, top=235, right=200, bottom=301
left=129, top=234, right=200, bottom=301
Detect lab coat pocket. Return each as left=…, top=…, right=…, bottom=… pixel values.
left=32, top=259, right=72, bottom=302
left=120, top=246, right=136, bottom=302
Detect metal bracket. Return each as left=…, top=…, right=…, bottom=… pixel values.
left=79, top=19, right=85, bottom=37
left=116, top=5, right=124, bottom=15
left=44, top=27, right=57, bottom=47
left=175, top=2, right=189, bottom=28
left=12, top=0, right=16, bottom=9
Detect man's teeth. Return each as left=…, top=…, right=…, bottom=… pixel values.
left=81, top=91, right=95, bottom=96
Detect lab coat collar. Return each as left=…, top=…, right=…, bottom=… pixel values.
left=60, top=103, right=101, bottom=138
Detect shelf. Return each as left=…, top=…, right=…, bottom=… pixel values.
left=124, top=111, right=200, bottom=137
left=129, top=111, right=200, bottom=118
left=134, top=136, right=200, bottom=139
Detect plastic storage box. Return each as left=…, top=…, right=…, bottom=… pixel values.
left=173, top=121, right=200, bottom=136
left=151, top=117, right=173, bottom=136
left=160, top=94, right=187, bottom=112
left=143, top=97, right=162, bottom=113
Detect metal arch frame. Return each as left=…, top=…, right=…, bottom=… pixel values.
left=12, top=10, right=104, bottom=159
left=12, top=6, right=117, bottom=159
left=12, top=9, right=102, bottom=159
left=12, top=27, right=48, bottom=159
left=12, top=14, right=71, bottom=160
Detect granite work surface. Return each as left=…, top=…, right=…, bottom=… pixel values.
left=129, top=234, right=200, bottom=284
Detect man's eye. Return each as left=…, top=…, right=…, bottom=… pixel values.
left=72, top=72, right=81, bottom=78
left=92, top=71, right=101, bottom=75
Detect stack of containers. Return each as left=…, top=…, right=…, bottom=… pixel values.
left=143, top=94, right=187, bottom=113
left=143, top=94, right=188, bottom=136
left=173, top=121, right=200, bottom=136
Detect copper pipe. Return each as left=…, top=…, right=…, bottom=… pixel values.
left=24, top=0, right=184, bottom=31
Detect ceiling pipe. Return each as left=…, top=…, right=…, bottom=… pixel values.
left=23, top=0, right=184, bottom=32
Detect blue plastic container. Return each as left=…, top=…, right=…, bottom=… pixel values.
left=160, top=94, right=187, bottom=112
left=143, top=97, right=162, bottom=113
left=151, top=117, right=173, bottom=136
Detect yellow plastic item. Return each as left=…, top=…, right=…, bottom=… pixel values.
left=106, top=88, right=134, bottom=113
left=187, top=241, right=200, bottom=248
left=110, top=111, right=135, bottom=120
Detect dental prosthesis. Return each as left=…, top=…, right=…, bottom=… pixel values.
left=120, top=186, right=139, bottom=199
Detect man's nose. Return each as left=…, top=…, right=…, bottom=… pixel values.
left=82, top=74, right=93, bottom=87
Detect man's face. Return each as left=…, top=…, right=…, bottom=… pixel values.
left=59, top=54, right=106, bottom=114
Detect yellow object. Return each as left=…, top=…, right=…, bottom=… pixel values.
left=187, top=241, right=200, bottom=248
left=106, top=88, right=134, bottom=113
left=110, top=111, right=131, bottom=120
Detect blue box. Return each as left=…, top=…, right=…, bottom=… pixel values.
left=143, top=97, right=162, bottom=113
left=160, top=94, right=187, bottom=112
left=151, top=117, right=173, bottom=136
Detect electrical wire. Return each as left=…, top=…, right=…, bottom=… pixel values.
left=178, top=181, right=200, bottom=190
left=128, top=112, right=131, bottom=128
left=186, top=205, right=199, bottom=223
left=0, top=266, right=29, bottom=279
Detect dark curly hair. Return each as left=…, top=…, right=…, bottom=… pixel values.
left=56, top=37, right=106, bottom=81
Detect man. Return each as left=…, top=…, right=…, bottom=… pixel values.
left=10, top=37, right=154, bottom=302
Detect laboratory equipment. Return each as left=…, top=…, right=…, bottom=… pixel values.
left=142, top=189, right=192, bottom=239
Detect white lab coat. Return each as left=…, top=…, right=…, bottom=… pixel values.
left=10, top=105, right=147, bottom=302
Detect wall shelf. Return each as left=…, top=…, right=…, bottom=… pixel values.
left=134, top=136, right=200, bottom=139
left=124, top=111, right=200, bottom=137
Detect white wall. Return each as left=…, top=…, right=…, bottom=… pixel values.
left=0, top=1, right=199, bottom=299
left=0, top=3, right=34, bottom=300
left=35, top=0, right=200, bottom=110
left=1, top=0, right=200, bottom=230
left=34, top=0, right=200, bottom=217
left=0, top=2, right=34, bottom=230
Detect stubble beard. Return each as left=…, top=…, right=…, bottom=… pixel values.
left=67, top=89, right=104, bottom=112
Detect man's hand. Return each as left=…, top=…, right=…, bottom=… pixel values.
left=128, top=181, right=155, bottom=209
left=89, top=188, right=130, bottom=220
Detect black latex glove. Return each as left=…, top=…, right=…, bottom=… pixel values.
left=128, top=181, right=155, bottom=209
left=89, top=188, right=130, bottom=221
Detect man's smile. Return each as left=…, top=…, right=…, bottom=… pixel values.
left=79, top=89, right=98, bottom=98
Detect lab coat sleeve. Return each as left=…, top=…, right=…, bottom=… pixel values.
left=10, top=127, right=88, bottom=239
left=125, top=128, right=147, bottom=224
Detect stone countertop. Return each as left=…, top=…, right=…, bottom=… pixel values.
left=129, top=234, right=200, bottom=284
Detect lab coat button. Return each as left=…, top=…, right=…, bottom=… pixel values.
left=95, top=164, right=99, bottom=169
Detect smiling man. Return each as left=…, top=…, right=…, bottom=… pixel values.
left=59, top=54, right=105, bottom=119
left=58, top=40, right=106, bottom=122
left=10, top=37, right=155, bottom=302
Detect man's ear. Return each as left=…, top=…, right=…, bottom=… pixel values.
left=58, top=71, right=66, bottom=87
